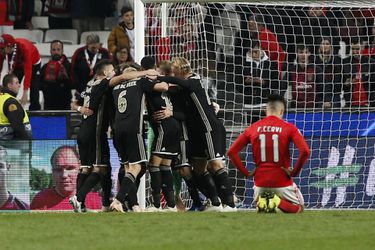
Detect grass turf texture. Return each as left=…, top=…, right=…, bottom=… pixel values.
left=1, top=211, right=374, bottom=250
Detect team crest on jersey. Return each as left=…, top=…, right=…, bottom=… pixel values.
left=8, top=104, right=17, bottom=112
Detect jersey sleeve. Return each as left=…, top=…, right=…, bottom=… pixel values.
left=227, top=131, right=251, bottom=177
left=158, top=76, right=197, bottom=91
left=137, top=77, right=156, bottom=93
left=3, top=98, right=30, bottom=140
left=88, top=79, right=109, bottom=111
left=289, top=125, right=311, bottom=177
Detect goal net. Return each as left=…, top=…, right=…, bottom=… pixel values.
left=143, top=0, right=375, bottom=209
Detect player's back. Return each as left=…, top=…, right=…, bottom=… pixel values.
left=245, top=115, right=299, bottom=187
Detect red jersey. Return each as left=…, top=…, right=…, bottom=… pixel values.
left=228, top=116, right=310, bottom=188
left=0, top=38, right=41, bottom=90
left=30, top=188, right=102, bottom=210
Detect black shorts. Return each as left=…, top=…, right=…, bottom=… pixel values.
left=188, top=122, right=226, bottom=161
left=151, top=117, right=181, bottom=159
left=174, top=139, right=190, bottom=168
left=77, top=119, right=110, bottom=167
left=114, top=126, right=147, bottom=165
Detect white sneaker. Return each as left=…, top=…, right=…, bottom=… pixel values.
left=101, top=206, right=111, bottom=212
left=145, top=205, right=162, bottom=212
left=132, top=205, right=144, bottom=212
left=110, top=199, right=125, bottom=213
left=162, top=206, right=178, bottom=212
left=204, top=204, right=223, bottom=212
left=69, top=195, right=82, bottom=213
left=221, top=205, right=238, bottom=212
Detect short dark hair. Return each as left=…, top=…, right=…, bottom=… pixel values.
left=141, top=56, right=156, bottom=70
left=350, top=37, right=361, bottom=45
left=267, top=93, right=286, bottom=109
left=250, top=40, right=260, bottom=49
left=50, top=145, right=79, bottom=168
left=50, top=40, right=64, bottom=50
left=249, top=14, right=264, bottom=24
left=93, top=59, right=113, bottom=75
left=296, top=43, right=309, bottom=52
left=2, top=73, right=18, bottom=88
left=121, top=6, right=133, bottom=16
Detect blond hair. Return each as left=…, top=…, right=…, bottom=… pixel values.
left=158, top=60, right=172, bottom=76
left=171, top=57, right=192, bottom=77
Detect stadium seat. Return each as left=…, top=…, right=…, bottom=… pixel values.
left=31, top=16, right=49, bottom=30
left=11, top=29, right=44, bottom=43
left=80, top=31, right=110, bottom=45
left=45, top=29, right=78, bottom=44
left=64, top=44, right=84, bottom=58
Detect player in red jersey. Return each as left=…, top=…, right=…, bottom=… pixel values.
left=227, top=94, right=310, bottom=213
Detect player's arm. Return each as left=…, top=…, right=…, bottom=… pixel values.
left=289, top=128, right=310, bottom=177
left=3, top=99, right=31, bottom=140
left=227, top=133, right=251, bottom=178
left=109, top=69, right=159, bottom=87
left=157, top=76, right=195, bottom=91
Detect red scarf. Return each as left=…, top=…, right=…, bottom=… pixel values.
left=352, top=63, right=368, bottom=106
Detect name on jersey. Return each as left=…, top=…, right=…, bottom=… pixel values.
left=257, top=126, right=282, bottom=133
left=114, top=81, right=137, bottom=90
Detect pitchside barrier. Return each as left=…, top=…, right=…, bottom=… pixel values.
left=1, top=109, right=374, bottom=211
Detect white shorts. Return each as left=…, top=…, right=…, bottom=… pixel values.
left=253, top=183, right=304, bottom=206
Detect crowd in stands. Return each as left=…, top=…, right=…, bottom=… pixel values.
left=1, top=1, right=375, bottom=110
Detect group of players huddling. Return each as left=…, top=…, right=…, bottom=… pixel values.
left=68, top=55, right=310, bottom=214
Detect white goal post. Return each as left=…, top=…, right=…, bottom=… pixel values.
left=134, top=0, right=375, bottom=209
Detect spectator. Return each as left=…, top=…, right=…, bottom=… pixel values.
left=13, top=0, right=34, bottom=30
left=314, top=37, right=343, bottom=109
left=30, top=145, right=102, bottom=210
left=286, top=44, right=324, bottom=109
left=0, top=145, right=29, bottom=210
left=363, top=24, right=375, bottom=57
left=70, top=34, right=111, bottom=94
left=236, top=40, right=279, bottom=105
left=44, top=0, right=73, bottom=29
left=0, top=0, right=17, bottom=33
left=40, top=40, right=72, bottom=110
left=0, top=34, right=41, bottom=110
left=0, top=74, right=32, bottom=140
left=113, top=46, right=133, bottom=75
left=342, top=38, right=375, bottom=107
left=299, top=7, right=340, bottom=54
left=248, top=14, right=286, bottom=74
left=108, top=6, right=134, bottom=59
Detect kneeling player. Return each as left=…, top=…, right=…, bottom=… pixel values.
left=228, top=94, right=310, bottom=213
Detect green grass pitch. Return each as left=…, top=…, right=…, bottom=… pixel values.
left=1, top=211, right=374, bottom=250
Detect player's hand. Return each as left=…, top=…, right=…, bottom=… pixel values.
left=19, top=90, right=28, bottom=106
left=281, top=166, right=292, bottom=178
left=323, top=102, right=332, bottom=109
left=147, top=75, right=158, bottom=81
left=212, top=102, right=220, bottom=114
left=70, top=101, right=78, bottom=111
left=244, top=76, right=253, bottom=84
left=81, top=107, right=94, bottom=116
left=146, top=69, right=159, bottom=77
left=153, top=106, right=173, bottom=121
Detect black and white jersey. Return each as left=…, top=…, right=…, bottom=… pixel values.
left=158, top=73, right=219, bottom=132
left=169, top=89, right=189, bottom=141
left=112, top=77, right=155, bottom=129
left=78, top=77, right=111, bottom=166
left=80, top=77, right=110, bottom=121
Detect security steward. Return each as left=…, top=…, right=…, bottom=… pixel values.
left=0, top=73, right=32, bottom=140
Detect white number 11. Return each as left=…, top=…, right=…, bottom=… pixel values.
left=259, top=134, right=279, bottom=162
